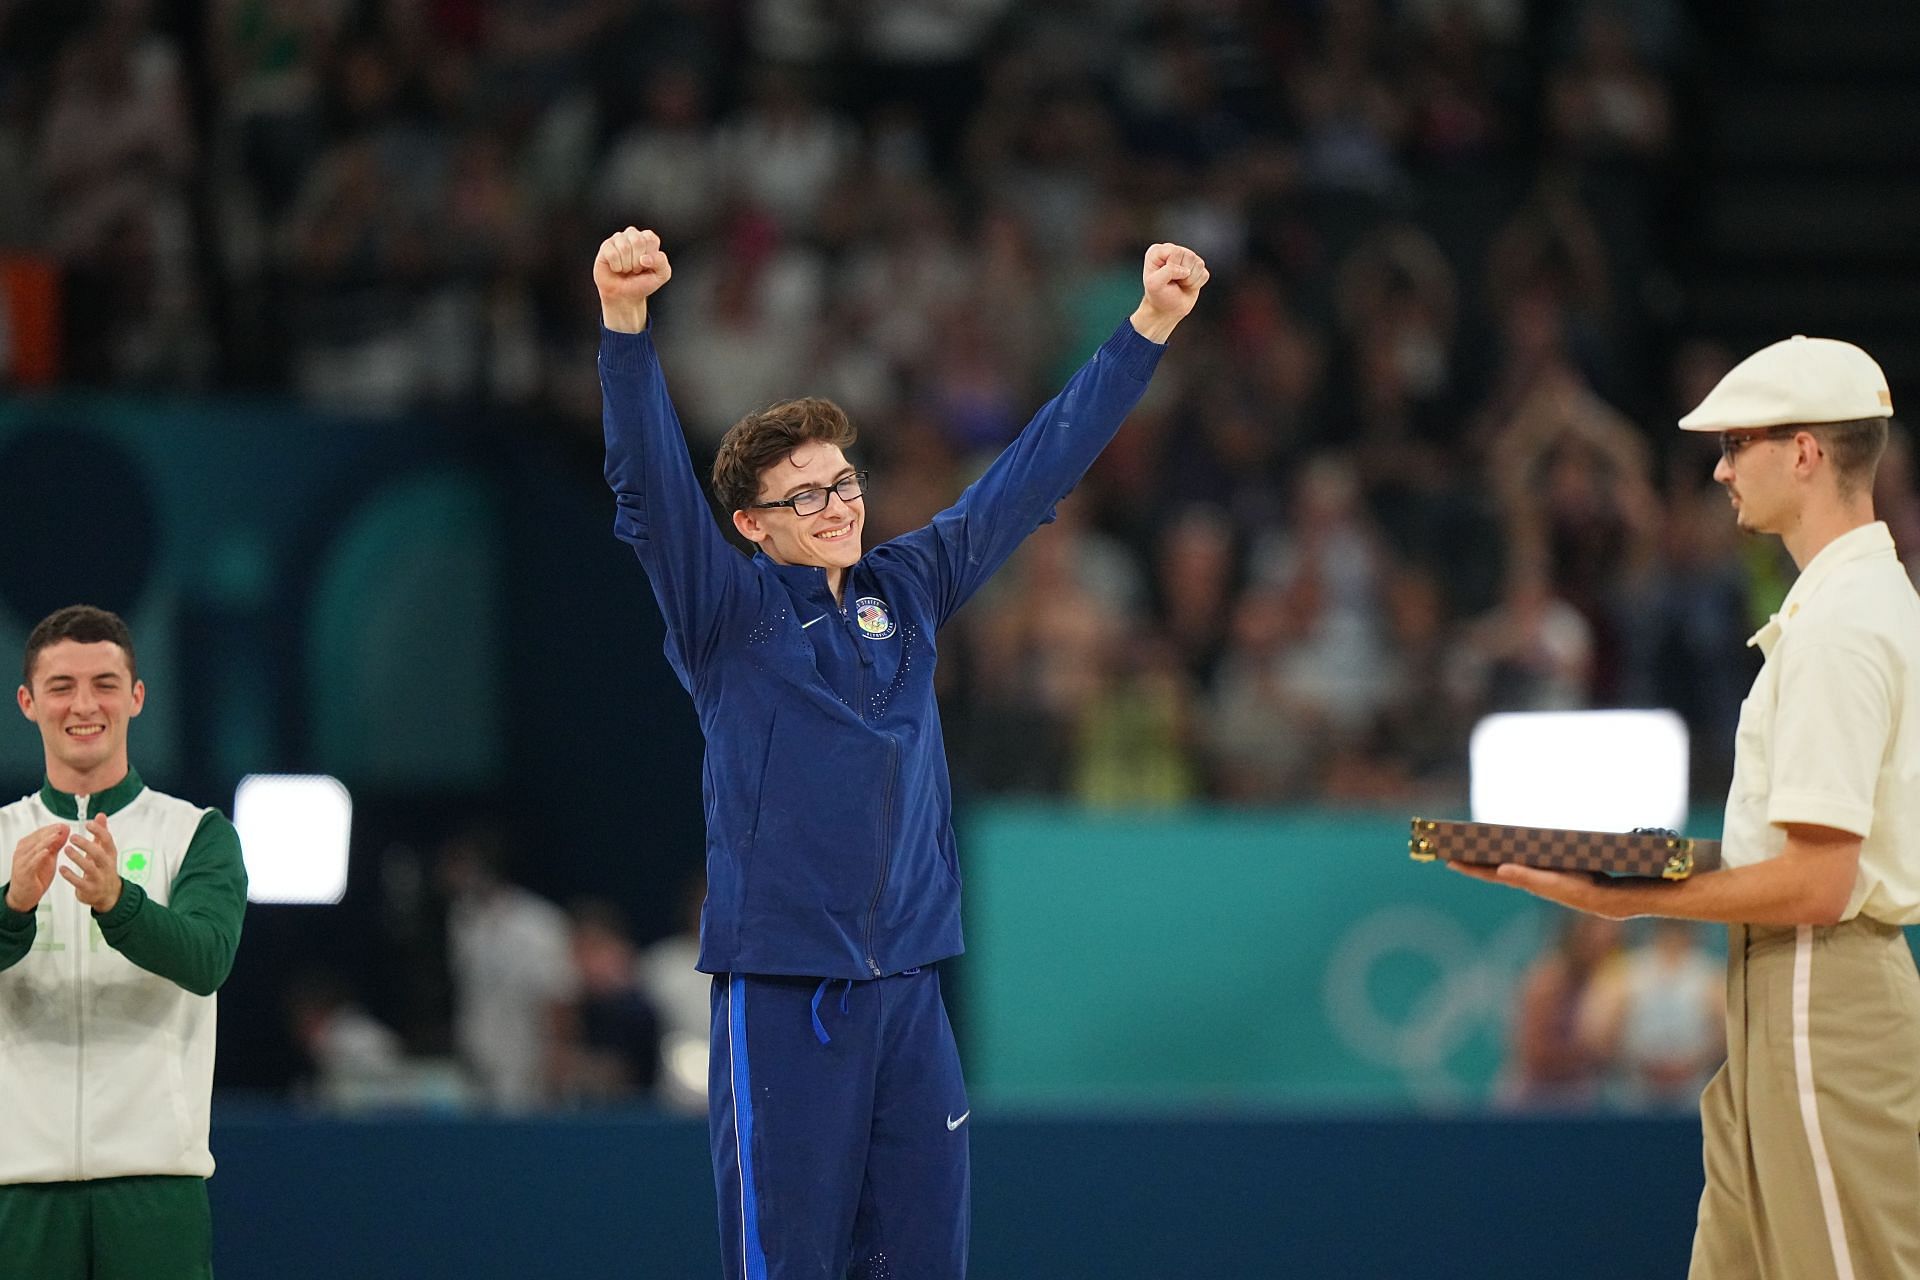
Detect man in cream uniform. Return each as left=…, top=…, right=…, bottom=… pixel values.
left=0, top=605, right=248, bottom=1279
left=1456, top=336, right=1920, bottom=1278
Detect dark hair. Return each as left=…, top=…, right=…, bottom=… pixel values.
left=1811, top=416, right=1890, bottom=497
left=711, top=397, right=858, bottom=516
left=23, top=605, right=136, bottom=688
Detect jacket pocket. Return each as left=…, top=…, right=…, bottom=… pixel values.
left=743, top=731, right=882, bottom=915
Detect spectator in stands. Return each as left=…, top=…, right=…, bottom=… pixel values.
left=1070, top=630, right=1200, bottom=809
left=437, top=825, right=578, bottom=1111
left=1585, top=919, right=1724, bottom=1108
left=208, top=0, right=343, bottom=217
left=636, top=874, right=711, bottom=1114
left=566, top=898, right=663, bottom=1102
left=593, top=65, right=722, bottom=237
left=953, top=522, right=1122, bottom=797
left=717, top=64, right=856, bottom=234
left=1489, top=370, right=1661, bottom=698
left=1151, top=504, right=1239, bottom=689
left=285, top=969, right=410, bottom=1110
left=1446, top=548, right=1595, bottom=716
left=36, top=0, right=203, bottom=384
left=1501, top=913, right=1625, bottom=1109
left=1548, top=6, right=1674, bottom=167
left=1247, top=454, right=1397, bottom=742
left=1875, top=423, right=1920, bottom=581
left=1332, top=565, right=1469, bottom=804
left=1205, top=580, right=1327, bottom=803
left=661, top=207, right=825, bottom=445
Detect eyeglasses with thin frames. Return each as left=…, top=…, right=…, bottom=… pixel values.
left=749, top=471, right=869, bottom=517
left=1718, top=427, right=1799, bottom=462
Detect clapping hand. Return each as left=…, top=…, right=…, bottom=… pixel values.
left=62, top=814, right=124, bottom=915
left=5, top=824, right=68, bottom=913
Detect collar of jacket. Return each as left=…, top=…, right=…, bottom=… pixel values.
left=40, top=766, right=146, bottom=819
left=756, top=551, right=854, bottom=606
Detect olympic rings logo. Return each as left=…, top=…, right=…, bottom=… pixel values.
left=1321, top=905, right=1546, bottom=1104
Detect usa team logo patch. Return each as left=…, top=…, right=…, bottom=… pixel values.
left=854, top=597, right=896, bottom=639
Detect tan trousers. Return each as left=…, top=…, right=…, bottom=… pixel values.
left=1690, top=919, right=1920, bottom=1279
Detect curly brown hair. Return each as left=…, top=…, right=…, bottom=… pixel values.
left=711, top=398, right=858, bottom=515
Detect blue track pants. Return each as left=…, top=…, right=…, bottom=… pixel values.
left=710, top=966, right=970, bottom=1279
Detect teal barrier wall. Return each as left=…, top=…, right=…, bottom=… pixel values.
left=208, top=1108, right=1703, bottom=1279
left=958, top=806, right=1729, bottom=1107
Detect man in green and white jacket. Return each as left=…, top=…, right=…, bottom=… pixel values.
left=0, top=605, right=247, bottom=1279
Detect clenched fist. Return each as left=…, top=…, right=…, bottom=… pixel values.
left=596, top=227, right=673, bottom=334
left=1130, top=243, right=1210, bottom=342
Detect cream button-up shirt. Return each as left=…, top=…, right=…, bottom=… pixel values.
left=1722, top=521, right=1920, bottom=923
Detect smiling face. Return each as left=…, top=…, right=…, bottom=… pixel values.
left=731, top=443, right=865, bottom=584
left=19, top=639, right=144, bottom=793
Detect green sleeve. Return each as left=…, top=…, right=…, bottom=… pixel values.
left=0, top=891, right=34, bottom=973
left=95, top=810, right=248, bottom=997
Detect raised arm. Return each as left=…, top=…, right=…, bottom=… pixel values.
left=597, top=227, right=752, bottom=680
left=880, top=243, right=1209, bottom=623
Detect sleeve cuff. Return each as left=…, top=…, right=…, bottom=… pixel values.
left=93, top=879, right=147, bottom=933
left=0, top=887, right=33, bottom=934
left=598, top=324, right=657, bottom=374
left=1102, top=320, right=1168, bottom=383
left=1767, top=792, right=1874, bottom=839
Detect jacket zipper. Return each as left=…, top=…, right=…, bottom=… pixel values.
left=72, top=793, right=88, bottom=1178
left=862, top=739, right=898, bottom=977
left=841, top=589, right=895, bottom=976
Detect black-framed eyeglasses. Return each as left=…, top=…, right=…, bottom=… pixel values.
left=749, top=471, right=869, bottom=517
left=1718, top=427, right=1799, bottom=461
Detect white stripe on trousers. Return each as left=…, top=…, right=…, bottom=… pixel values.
left=1792, top=924, right=1858, bottom=1280
left=728, top=980, right=749, bottom=1274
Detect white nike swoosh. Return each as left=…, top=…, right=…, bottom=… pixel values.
left=946, top=1111, right=970, bottom=1131
left=801, top=615, right=827, bottom=628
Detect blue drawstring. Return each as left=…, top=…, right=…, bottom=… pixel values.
left=810, top=977, right=855, bottom=1045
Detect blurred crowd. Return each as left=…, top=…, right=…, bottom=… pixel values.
left=5, top=0, right=1920, bottom=813
left=286, top=827, right=711, bottom=1113
left=1500, top=914, right=1724, bottom=1111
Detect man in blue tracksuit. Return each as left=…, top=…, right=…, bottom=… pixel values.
left=596, top=226, right=1208, bottom=1279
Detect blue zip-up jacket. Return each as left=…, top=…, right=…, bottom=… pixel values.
left=602, top=318, right=1165, bottom=979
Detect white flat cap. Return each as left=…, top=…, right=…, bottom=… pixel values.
left=1678, top=335, right=1894, bottom=432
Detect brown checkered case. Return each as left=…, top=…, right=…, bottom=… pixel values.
left=1408, top=818, right=1723, bottom=880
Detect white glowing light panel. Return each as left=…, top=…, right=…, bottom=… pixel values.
left=235, top=774, right=352, bottom=904
left=1469, top=710, right=1689, bottom=832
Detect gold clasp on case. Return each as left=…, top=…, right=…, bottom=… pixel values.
left=1662, top=843, right=1694, bottom=880
left=1409, top=818, right=1437, bottom=862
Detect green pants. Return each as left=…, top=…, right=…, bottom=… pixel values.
left=0, top=1175, right=212, bottom=1279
